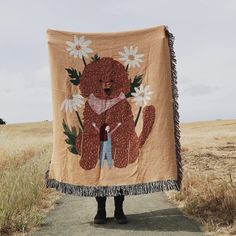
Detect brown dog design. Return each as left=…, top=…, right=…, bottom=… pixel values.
left=75, top=57, right=155, bottom=170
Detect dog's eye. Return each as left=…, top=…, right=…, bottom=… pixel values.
left=99, top=79, right=102, bottom=83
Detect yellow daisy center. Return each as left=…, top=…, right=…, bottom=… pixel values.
left=76, top=45, right=82, bottom=50
left=128, top=55, right=135, bottom=61
left=140, top=92, right=145, bottom=97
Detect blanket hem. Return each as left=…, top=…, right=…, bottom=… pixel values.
left=45, top=177, right=180, bottom=197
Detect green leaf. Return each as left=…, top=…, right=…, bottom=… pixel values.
left=65, top=138, right=76, bottom=146
left=62, top=119, right=70, bottom=134
left=125, top=74, right=143, bottom=98
left=70, top=79, right=80, bottom=86
left=62, top=119, right=82, bottom=155
left=68, top=145, right=78, bottom=154
left=65, top=67, right=79, bottom=79
left=62, top=120, right=77, bottom=144
left=65, top=67, right=81, bottom=85
left=65, top=138, right=73, bottom=145
left=91, top=53, right=100, bottom=62
left=63, top=132, right=76, bottom=144
left=71, top=126, right=77, bottom=136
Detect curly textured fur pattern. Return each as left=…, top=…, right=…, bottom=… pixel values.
left=75, top=57, right=155, bottom=170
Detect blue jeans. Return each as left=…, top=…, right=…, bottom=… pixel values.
left=100, top=138, right=112, bottom=169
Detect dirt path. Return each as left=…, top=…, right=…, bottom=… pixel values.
left=30, top=192, right=206, bottom=236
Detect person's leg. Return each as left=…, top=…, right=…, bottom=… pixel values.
left=114, top=189, right=128, bottom=224
left=100, top=142, right=106, bottom=168
left=94, top=196, right=107, bottom=224
left=107, top=138, right=113, bottom=168
left=107, top=145, right=112, bottom=169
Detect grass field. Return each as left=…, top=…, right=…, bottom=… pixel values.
left=167, top=119, right=236, bottom=235
left=0, top=121, right=62, bottom=235
left=0, top=119, right=235, bottom=235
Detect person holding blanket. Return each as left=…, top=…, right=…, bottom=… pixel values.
left=92, top=121, right=127, bottom=224
left=92, top=122, right=121, bottom=169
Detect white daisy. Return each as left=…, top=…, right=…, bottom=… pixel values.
left=131, top=84, right=154, bottom=107
left=118, top=46, right=144, bottom=68
left=60, top=94, right=84, bottom=113
left=65, top=35, right=93, bottom=59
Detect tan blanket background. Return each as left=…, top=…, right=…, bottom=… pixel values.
left=44, top=25, right=182, bottom=197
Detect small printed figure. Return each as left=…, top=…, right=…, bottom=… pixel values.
left=92, top=122, right=121, bottom=169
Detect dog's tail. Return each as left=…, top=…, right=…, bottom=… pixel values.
left=139, top=105, right=156, bottom=148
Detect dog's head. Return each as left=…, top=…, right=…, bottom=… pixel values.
left=80, top=57, right=130, bottom=99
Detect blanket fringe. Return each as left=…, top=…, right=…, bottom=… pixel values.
left=44, top=25, right=182, bottom=197
left=164, top=25, right=183, bottom=189
left=44, top=175, right=180, bottom=197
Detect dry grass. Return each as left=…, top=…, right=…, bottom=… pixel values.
left=0, top=121, right=62, bottom=235
left=167, top=119, right=236, bottom=235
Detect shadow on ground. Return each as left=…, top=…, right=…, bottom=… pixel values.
left=31, top=193, right=205, bottom=236
left=89, top=208, right=202, bottom=232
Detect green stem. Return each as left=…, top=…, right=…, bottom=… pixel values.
left=82, top=56, right=87, bottom=67
left=75, top=111, right=84, bottom=130
left=134, top=106, right=142, bottom=127
left=125, top=64, right=129, bottom=71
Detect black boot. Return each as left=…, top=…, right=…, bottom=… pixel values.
left=94, top=196, right=107, bottom=224
left=114, top=190, right=128, bottom=224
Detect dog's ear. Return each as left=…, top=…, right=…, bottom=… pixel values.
left=79, top=81, right=90, bottom=98
left=79, top=65, right=93, bottom=98
left=116, top=62, right=130, bottom=95
left=123, top=81, right=130, bottom=96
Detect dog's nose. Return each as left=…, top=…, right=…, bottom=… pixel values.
left=104, top=82, right=112, bottom=88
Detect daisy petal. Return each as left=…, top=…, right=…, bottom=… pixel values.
left=131, top=92, right=138, bottom=97
left=60, top=100, right=66, bottom=111
left=65, top=41, right=75, bottom=47
left=135, top=54, right=144, bottom=59
left=118, top=45, right=144, bottom=68
left=134, top=87, right=140, bottom=94
left=78, top=35, right=85, bottom=44
left=140, top=84, right=144, bottom=93
left=82, top=39, right=92, bottom=46
left=144, top=85, right=150, bottom=92
left=83, top=47, right=93, bottom=53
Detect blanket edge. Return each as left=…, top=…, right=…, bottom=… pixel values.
left=45, top=178, right=180, bottom=197
left=164, top=25, right=183, bottom=190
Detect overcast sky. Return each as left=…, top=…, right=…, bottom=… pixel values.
left=0, top=0, right=235, bottom=124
